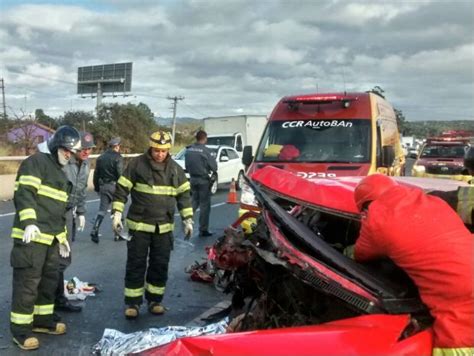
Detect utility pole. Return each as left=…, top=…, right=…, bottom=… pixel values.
left=1, top=78, right=6, bottom=120
left=167, top=95, right=184, bottom=145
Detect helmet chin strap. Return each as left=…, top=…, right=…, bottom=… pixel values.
left=57, top=148, right=70, bottom=166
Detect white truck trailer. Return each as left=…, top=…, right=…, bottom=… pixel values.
left=203, top=115, right=267, bottom=156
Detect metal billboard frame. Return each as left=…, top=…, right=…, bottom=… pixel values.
left=77, top=62, right=133, bottom=110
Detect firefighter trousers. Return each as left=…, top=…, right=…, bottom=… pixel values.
left=124, top=230, right=173, bottom=306
left=10, top=240, right=59, bottom=337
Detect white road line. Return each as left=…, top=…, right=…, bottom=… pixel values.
left=0, top=212, right=15, bottom=218
left=0, top=201, right=228, bottom=219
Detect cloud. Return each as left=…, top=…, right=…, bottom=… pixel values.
left=0, top=0, right=473, bottom=121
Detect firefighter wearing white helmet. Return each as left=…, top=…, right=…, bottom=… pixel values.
left=111, top=130, right=193, bottom=319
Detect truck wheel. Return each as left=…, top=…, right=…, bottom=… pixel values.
left=210, top=175, right=218, bottom=195
left=236, top=170, right=244, bottom=191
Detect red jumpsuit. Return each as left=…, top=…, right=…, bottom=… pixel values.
left=355, top=185, right=474, bottom=355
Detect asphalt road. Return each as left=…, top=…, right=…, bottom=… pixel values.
left=0, top=188, right=238, bottom=355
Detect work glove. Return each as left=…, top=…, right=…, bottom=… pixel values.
left=343, top=244, right=355, bottom=259
left=77, top=215, right=86, bottom=232
left=112, top=211, right=123, bottom=234
left=59, top=240, right=71, bottom=258
left=182, top=218, right=194, bottom=240
left=23, top=225, right=41, bottom=244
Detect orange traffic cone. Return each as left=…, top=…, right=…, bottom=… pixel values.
left=226, top=178, right=238, bottom=204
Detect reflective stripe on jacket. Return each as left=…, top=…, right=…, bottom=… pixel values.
left=112, top=151, right=192, bottom=233
left=11, top=152, right=70, bottom=244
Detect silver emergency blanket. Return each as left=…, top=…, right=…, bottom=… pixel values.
left=92, top=318, right=228, bottom=355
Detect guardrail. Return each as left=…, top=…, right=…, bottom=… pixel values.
left=0, top=154, right=141, bottom=200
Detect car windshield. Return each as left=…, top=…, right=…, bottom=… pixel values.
left=420, top=145, right=467, bottom=158
left=174, top=147, right=218, bottom=159
left=207, top=136, right=235, bottom=147
left=255, top=119, right=371, bottom=163
left=174, top=148, right=186, bottom=160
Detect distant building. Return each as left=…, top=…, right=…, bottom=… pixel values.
left=7, top=122, right=55, bottom=145
left=7, top=122, right=55, bottom=154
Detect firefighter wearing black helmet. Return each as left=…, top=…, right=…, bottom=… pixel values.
left=9, top=125, right=81, bottom=351
left=111, top=130, right=193, bottom=319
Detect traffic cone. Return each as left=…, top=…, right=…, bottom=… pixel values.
left=226, top=178, right=238, bottom=204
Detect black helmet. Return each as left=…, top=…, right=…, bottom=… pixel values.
left=464, top=146, right=474, bottom=174
left=48, top=126, right=81, bottom=153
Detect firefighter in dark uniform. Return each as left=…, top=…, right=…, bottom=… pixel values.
left=90, top=137, right=123, bottom=243
left=9, top=126, right=81, bottom=350
left=184, top=130, right=217, bottom=237
left=112, top=131, right=193, bottom=319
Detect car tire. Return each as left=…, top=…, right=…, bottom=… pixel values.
left=236, top=170, right=244, bottom=191
left=210, top=174, right=218, bottom=195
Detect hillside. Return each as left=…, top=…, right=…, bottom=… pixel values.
left=403, top=120, right=473, bottom=138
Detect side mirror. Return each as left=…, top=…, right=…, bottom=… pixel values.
left=220, top=156, right=229, bottom=162
left=242, top=145, right=253, bottom=166
left=381, top=145, right=395, bottom=167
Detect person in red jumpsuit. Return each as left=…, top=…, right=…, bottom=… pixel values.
left=353, top=174, right=473, bottom=356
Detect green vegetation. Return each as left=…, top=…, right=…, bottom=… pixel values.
left=402, top=120, right=473, bottom=139
left=0, top=102, right=201, bottom=156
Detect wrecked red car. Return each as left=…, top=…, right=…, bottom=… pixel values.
left=144, top=167, right=470, bottom=356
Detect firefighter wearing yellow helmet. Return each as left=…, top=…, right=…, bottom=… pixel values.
left=111, top=130, right=193, bottom=319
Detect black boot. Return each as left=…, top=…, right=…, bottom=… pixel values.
left=90, top=215, right=104, bottom=243
left=55, top=271, right=82, bottom=312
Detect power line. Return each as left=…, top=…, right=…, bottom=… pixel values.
left=7, top=69, right=77, bottom=86
left=181, top=102, right=207, bottom=118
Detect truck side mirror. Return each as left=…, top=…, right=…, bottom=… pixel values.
left=381, top=145, right=395, bottom=167
left=242, top=145, right=253, bottom=166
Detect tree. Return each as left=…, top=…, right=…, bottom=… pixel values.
left=92, top=102, right=158, bottom=152
left=369, top=85, right=385, bottom=98
left=35, top=109, right=58, bottom=129
left=394, top=108, right=408, bottom=135
left=59, top=110, right=95, bottom=132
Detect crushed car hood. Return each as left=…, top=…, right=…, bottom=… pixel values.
left=142, top=314, right=432, bottom=356
left=251, top=166, right=469, bottom=217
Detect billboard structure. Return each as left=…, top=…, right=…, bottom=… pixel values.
left=77, top=62, right=133, bottom=110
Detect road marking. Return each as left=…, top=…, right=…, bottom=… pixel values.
left=0, top=212, right=14, bottom=218
left=0, top=201, right=228, bottom=219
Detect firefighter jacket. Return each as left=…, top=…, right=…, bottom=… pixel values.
left=11, top=152, right=71, bottom=245
left=63, top=156, right=90, bottom=215
left=93, top=149, right=123, bottom=191
left=355, top=185, right=473, bottom=352
left=112, top=151, right=192, bottom=234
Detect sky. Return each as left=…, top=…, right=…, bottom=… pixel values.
left=0, top=0, right=473, bottom=122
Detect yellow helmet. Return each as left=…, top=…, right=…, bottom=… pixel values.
left=149, top=131, right=172, bottom=149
